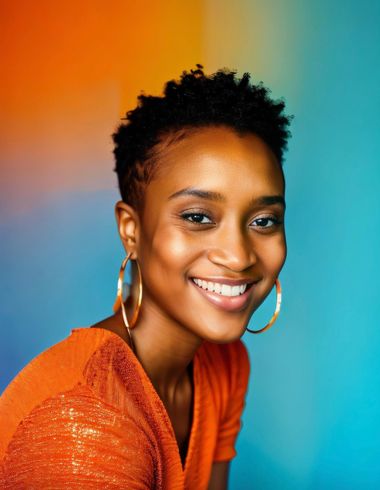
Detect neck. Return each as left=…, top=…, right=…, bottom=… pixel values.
left=122, top=297, right=202, bottom=403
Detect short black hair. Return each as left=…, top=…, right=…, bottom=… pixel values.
left=112, top=65, right=293, bottom=210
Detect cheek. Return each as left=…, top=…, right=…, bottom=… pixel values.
left=139, top=227, right=202, bottom=316
left=259, top=234, right=287, bottom=276
left=140, top=225, right=198, bottom=280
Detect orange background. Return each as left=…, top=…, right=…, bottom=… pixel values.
left=1, top=0, right=203, bottom=214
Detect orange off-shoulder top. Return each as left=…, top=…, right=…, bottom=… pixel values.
left=0, top=327, right=250, bottom=489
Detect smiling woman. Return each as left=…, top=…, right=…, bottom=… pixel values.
left=0, top=66, right=292, bottom=489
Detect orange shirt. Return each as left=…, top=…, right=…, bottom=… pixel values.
left=0, top=327, right=250, bottom=489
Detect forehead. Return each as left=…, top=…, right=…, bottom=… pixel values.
left=148, top=126, right=284, bottom=198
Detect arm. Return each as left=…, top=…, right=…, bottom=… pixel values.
left=210, top=341, right=250, bottom=487
left=1, top=386, right=154, bottom=489
left=208, top=461, right=230, bottom=490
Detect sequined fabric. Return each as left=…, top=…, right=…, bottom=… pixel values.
left=0, top=328, right=250, bottom=489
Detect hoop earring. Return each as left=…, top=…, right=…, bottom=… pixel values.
left=112, top=252, right=143, bottom=349
left=246, top=278, right=282, bottom=334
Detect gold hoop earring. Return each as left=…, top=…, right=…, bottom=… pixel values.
left=112, top=252, right=143, bottom=349
left=246, top=278, right=282, bottom=334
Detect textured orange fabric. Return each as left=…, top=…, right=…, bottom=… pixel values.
left=0, top=328, right=250, bottom=489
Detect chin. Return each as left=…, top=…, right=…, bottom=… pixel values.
left=199, top=322, right=247, bottom=344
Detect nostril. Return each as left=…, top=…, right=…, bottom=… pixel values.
left=206, top=248, right=257, bottom=271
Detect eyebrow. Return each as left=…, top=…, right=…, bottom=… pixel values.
left=168, top=187, right=286, bottom=209
left=169, top=187, right=225, bottom=202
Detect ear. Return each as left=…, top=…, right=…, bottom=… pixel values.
left=114, top=200, right=140, bottom=259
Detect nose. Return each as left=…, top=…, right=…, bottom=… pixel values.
left=206, top=226, right=257, bottom=272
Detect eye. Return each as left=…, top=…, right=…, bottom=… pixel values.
left=181, top=212, right=213, bottom=225
left=251, top=216, right=282, bottom=229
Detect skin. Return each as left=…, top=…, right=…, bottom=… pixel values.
left=93, top=126, right=286, bottom=488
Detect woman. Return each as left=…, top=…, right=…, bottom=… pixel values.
left=0, top=66, right=292, bottom=489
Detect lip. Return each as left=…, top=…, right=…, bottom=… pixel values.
left=189, top=277, right=257, bottom=312
left=191, top=276, right=257, bottom=286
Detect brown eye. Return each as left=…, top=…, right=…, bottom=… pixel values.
left=181, top=212, right=213, bottom=224
left=251, top=216, right=281, bottom=229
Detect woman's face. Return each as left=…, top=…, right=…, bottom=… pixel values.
left=133, top=126, right=286, bottom=343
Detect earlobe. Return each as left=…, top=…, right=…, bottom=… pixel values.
left=114, top=200, right=140, bottom=259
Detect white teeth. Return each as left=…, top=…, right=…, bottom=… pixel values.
left=192, top=278, right=248, bottom=297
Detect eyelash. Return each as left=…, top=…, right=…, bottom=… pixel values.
left=252, top=217, right=282, bottom=229
left=180, top=212, right=213, bottom=225
left=180, top=212, right=282, bottom=229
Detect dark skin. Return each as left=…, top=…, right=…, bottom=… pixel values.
left=92, top=308, right=193, bottom=464
left=92, top=126, right=286, bottom=489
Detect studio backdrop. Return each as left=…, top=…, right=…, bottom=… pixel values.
left=1, top=1, right=379, bottom=488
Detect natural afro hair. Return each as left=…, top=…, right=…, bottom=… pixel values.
left=112, top=65, right=293, bottom=210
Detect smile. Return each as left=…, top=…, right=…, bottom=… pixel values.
left=191, top=278, right=249, bottom=296
left=190, top=277, right=256, bottom=313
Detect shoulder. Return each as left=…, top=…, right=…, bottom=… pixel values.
left=199, top=340, right=251, bottom=463
left=199, top=339, right=250, bottom=395
left=201, top=338, right=250, bottom=376
left=0, top=327, right=129, bottom=459
left=1, top=383, right=155, bottom=488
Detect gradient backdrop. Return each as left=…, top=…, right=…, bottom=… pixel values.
left=1, top=1, right=380, bottom=488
